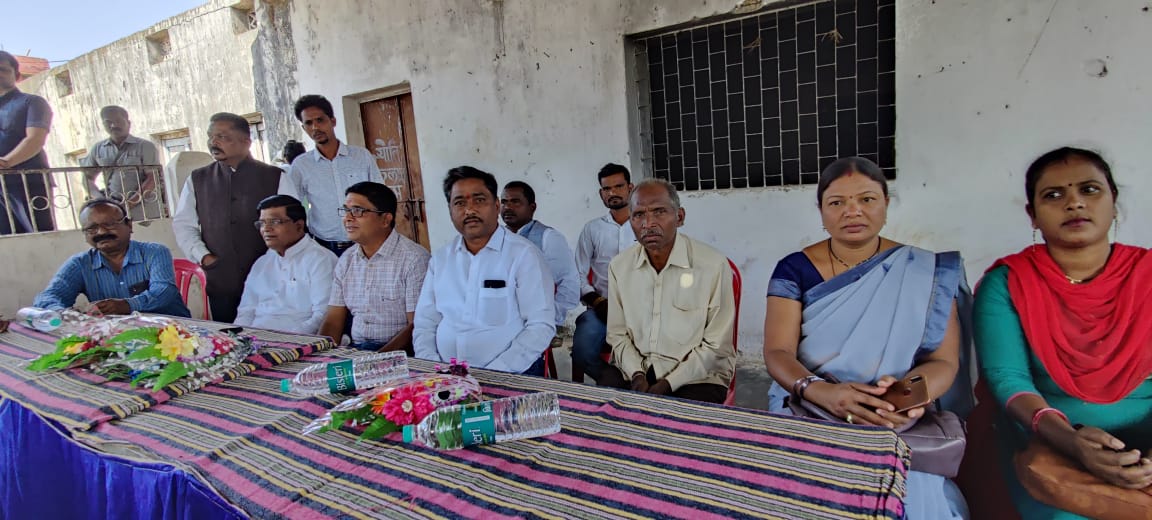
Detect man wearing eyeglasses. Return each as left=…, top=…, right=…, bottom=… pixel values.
left=33, top=199, right=189, bottom=317
left=234, top=195, right=336, bottom=333
left=318, top=182, right=429, bottom=352
left=172, top=112, right=297, bottom=323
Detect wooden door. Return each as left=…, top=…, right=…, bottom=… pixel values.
left=359, top=93, right=430, bottom=249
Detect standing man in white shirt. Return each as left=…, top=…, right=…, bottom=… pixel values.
left=500, top=180, right=579, bottom=332
left=289, top=95, right=381, bottom=257
left=572, top=163, right=635, bottom=383
left=235, top=195, right=337, bottom=334
left=414, top=167, right=555, bottom=375
left=172, top=112, right=297, bottom=323
left=318, top=182, right=429, bottom=352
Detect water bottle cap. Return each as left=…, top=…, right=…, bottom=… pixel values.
left=402, top=425, right=414, bottom=443
left=279, top=379, right=291, bottom=393
left=48, top=318, right=62, bottom=327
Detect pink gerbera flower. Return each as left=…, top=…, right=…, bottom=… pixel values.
left=382, top=385, right=434, bottom=425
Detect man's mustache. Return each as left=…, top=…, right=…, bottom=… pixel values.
left=210, top=146, right=224, bottom=154
left=93, top=234, right=117, bottom=243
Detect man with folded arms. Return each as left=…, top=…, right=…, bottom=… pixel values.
left=235, top=195, right=337, bottom=333
left=35, top=199, right=190, bottom=318
left=414, top=166, right=555, bottom=375
left=602, top=179, right=735, bottom=403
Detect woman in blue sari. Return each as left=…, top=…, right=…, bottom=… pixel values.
left=763, top=157, right=970, bottom=519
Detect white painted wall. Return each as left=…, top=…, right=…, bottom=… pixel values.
left=289, top=0, right=1152, bottom=356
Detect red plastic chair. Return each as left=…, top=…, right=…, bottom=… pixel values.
left=724, top=258, right=742, bottom=406
left=173, top=259, right=211, bottom=321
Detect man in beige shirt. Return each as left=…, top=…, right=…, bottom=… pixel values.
left=603, top=179, right=736, bottom=404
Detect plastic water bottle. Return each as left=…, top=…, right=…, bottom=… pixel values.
left=280, top=351, right=409, bottom=395
left=402, top=392, right=561, bottom=449
left=17, top=307, right=63, bottom=332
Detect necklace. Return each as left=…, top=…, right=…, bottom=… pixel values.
left=1065, top=275, right=1084, bottom=284
left=828, top=238, right=883, bottom=275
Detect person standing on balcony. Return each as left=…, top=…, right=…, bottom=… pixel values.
left=172, top=112, right=297, bottom=323
left=288, top=95, right=381, bottom=257
left=601, top=179, right=735, bottom=404
left=34, top=198, right=190, bottom=318
left=0, top=50, right=54, bottom=235
left=572, top=163, right=635, bottom=383
left=81, top=106, right=163, bottom=223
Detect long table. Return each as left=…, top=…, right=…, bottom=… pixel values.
left=1, top=322, right=910, bottom=519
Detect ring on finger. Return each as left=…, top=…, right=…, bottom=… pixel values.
left=846, top=413, right=854, bottom=424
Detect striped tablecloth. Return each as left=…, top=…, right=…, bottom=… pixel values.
left=72, top=349, right=910, bottom=519
left=0, top=319, right=333, bottom=431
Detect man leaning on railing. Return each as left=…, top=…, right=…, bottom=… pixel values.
left=0, top=50, right=54, bottom=235
left=81, top=105, right=165, bottom=223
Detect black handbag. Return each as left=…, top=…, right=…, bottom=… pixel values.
left=787, top=388, right=966, bottom=478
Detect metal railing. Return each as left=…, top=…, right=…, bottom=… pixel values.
left=0, top=165, right=168, bottom=236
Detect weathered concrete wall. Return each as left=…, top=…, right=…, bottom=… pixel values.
left=288, top=0, right=1152, bottom=354
left=19, top=0, right=261, bottom=166
left=253, top=0, right=301, bottom=159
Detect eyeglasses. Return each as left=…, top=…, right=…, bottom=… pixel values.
left=82, top=218, right=128, bottom=235
left=253, top=218, right=293, bottom=229
left=338, top=206, right=386, bottom=218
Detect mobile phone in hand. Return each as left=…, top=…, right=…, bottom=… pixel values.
left=882, top=375, right=931, bottom=413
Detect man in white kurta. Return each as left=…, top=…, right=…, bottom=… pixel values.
left=235, top=195, right=336, bottom=333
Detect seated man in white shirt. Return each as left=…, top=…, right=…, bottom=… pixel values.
left=235, top=195, right=337, bottom=333
left=602, top=179, right=736, bottom=404
left=414, top=166, right=556, bottom=376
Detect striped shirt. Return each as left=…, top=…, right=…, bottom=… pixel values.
left=288, top=143, right=381, bottom=242
left=329, top=230, right=430, bottom=343
left=33, top=240, right=191, bottom=317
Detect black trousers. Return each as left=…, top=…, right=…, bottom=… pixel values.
left=599, top=365, right=727, bottom=404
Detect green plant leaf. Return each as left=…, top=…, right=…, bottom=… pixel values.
left=150, top=362, right=189, bottom=390
left=27, top=352, right=66, bottom=371
left=108, top=327, right=160, bottom=345
left=54, top=335, right=90, bottom=352
left=123, top=345, right=161, bottom=361
left=360, top=417, right=400, bottom=441
left=129, top=371, right=159, bottom=388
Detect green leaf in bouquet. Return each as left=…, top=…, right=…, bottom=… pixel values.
left=123, top=345, right=162, bottom=361
left=27, top=352, right=66, bottom=371
left=129, top=371, right=159, bottom=388
left=360, top=416, right=401, bottom=441
left=150, top=361, right=190, bottom=390
left=107, top=327, right=160, bottom=345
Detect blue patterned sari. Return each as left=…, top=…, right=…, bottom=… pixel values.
left=766, top=245, right=974, bottom=520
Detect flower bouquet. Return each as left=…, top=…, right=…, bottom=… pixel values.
left=303, top=359, right=482, bottom=441
left=27, top=313, right=255, bottom=391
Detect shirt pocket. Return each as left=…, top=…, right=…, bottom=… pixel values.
left=380, top=283, right=405, bottom=308
left=478, top=286, right=512, bottom=326
left=666, top=286, right=706, bottom=346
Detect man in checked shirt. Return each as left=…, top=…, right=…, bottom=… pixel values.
left=318, top=182, right=429, bottom=353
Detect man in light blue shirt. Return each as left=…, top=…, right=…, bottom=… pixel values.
left=34, top=199, right=190, bottom=317
left=288, top=95, right=381, bottom=256
left=414, top=167, right=555, bottom=375
left=500, top=180, right=579, bottom=328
